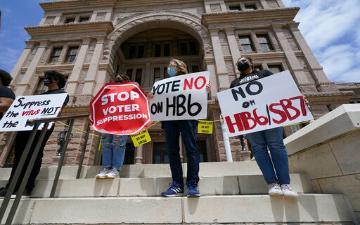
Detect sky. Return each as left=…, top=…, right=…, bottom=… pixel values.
left=0, top=0, right=359, bottom=83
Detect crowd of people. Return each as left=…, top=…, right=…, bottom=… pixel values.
left=0, top=56, right=297, bottom=198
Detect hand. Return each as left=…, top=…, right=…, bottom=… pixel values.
left=88, top=115, right=93, bottom=125
left=304, top=96, right=311, bottom=109
left=206, top=83, right=211, bottom=92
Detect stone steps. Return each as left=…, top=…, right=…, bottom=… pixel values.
left=3, top=194, right=353, bottom=224
left=0, top=161, right=262, bottom=180
left=0, top=174, right=311, bottom=198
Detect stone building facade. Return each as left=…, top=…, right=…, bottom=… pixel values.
left=0, top=0, right=353, bottom=167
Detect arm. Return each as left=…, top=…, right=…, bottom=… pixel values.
left=0, top=97, right=14, bottom=113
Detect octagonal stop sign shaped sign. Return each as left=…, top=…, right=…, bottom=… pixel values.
left=90, top=82, right=150, bottom=135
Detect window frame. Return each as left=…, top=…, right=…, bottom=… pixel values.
left=48, top=47, right=63, bottom=64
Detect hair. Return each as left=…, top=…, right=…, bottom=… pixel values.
left=169, top=58, right=188, bottom=75
left=44, top=70, right=66, bottom=88
left=0, top=69, right=13, bottom=86
left=114, top=74, right=130, bottom=82
left=236, top=57, right=254, bottom=79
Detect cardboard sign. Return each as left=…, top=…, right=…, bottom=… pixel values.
left=197, top=120, right=213, bottom=134
left=0, top=93, right=68, bottom=131
left=131, top=130, right=151, bottom=147
left=217, top=71, right=313, bottom=137
left=149, top=71, right=210, bottom=121
left=90, top=82, right=151, bottom=135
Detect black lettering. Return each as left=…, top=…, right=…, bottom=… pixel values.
left=176, top=94, right=186, bottom=116
left=166, top=97, right=176, bottom=116
left=231, top=87, right=246, bottom=101
left=172, top=80, right=180, bottom=92
left=187, top=94, right=202, bottom=116
left=246, top=81, right=263, bottom=96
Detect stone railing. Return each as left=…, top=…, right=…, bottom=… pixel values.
left=284, top=104, right=360, bottom=223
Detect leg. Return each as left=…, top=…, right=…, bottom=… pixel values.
left=163, top=121, right=183, bottom=186
left=112, top=135, right=128, bottom=170
left=264, top=127, right=290, bottom=185
left=101, top=133, right=113, bottom=169
left=5, top=131, right=31, bottom=192
left=179, top=120, right=200, bottom=186
left=246, top=131, right=278, bottom=184
left=25, top=129, right=53, bottom=192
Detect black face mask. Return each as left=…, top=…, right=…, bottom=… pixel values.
left=237, top=58, right=251, bottom=72
left=43, top=78, right=51, bottom=86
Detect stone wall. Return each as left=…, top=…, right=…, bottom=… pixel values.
left=284, top=104, right=360, bottom=222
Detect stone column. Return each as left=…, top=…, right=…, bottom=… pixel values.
left=53, top=15, right=61, bottom=25
left=225, top=28, right=241, bottom=77
left=289, top=24, right=336, bottom=91
left=59, top=44, right=69, bottom=64
left=90, top=12, right=97, bottom=22
left=276, top=0, right=286, bottom=8
left=83, top=38, right=104, bottom=95
left=205, top=59, right=219, bottom=98
left=16, top=41, right=48, bottom=95
left=66, top=38, right=90, bottom=95
left=259, top=0, right=270, bottom=9
left=250, top=32, right=261, bottom=52
left=210, top=29, right=230, bottom=90
left=135, top=145, right=144, bottom=164
left=11, top=41, right=34, bottom=82
left=272, top=25, right=314, bottom=88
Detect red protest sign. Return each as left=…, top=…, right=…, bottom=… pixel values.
left=90, top=82, right=150, bottom=135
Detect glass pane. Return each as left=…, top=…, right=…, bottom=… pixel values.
left=268, top=65, right=283, bottom=74
left=229, top=4, right=241, bottom=10
left=126, top=69, right=133, bottom=78
left=260, top=43, right=270, bottom=52
left=153, top=67, right=161, bottom=81
left=164, top=44, right=170, bottom=56
left=64, top=17, right=75, bottom=23
left=245, top=3, right=257, bottom=10
left=239, top=36, right=251, bottom=45
left=79, top=16, right=90, bottom=22
left=137, top=45, right=145, bottom=58
left=189, top=41, right=197, bottom=55
left=243, top=44, right=254, bottom=53
left=154, top=44, right=161, bottom=57
left=135, top=69, right=142, bottom=84
left=129, top=46, right=136, bottom=59
left=180, top=42, right=187, bottom=55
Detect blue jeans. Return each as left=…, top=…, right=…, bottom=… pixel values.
left=246, top=127, right=290, bottom=185
left=163, top=120, right=200, bottom=187
left=101, top=133, right=129, bottom=170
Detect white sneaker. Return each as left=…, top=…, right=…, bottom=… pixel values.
left=268, top=183, right=283, bottom=196
left=96, top=168, right=109, bottom=179
left=106, top=168, right=119, bottom=179
left=281, top=184, right=298, bottom=197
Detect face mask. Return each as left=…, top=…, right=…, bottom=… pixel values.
left=237, top=58, right=251, bottom=72
left=167, top=67, right=177, bottom=77
left=43, top=78, right=51, bottom=86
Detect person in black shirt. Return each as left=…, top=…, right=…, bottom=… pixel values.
left=0, top=69, right=15, bottom=119
left=230, top=57, right=297, bottom=197
left=0, top=70, right=69, bottom=197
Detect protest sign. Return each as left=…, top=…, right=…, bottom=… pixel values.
left=131, top=130, right=151, bottom=147
left=197, top=120, right=213, bottom=134
left=217, top=71, right=313, bottom=137
left=0, top=93, right=68, bottom=131
left=150, top=71, right=209, bottom=121
left=91, top=82, right=150, bottom=135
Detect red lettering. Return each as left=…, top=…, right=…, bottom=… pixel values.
left=194, top=76, right=206, bottom=90
left=290, top=96, right=307, bottom=116
left=240, top=112, right=256, bottom=130
left=253, top=108, right=269, bottom=125
left=269, top=103, right=287, bottom=124
left=280, top=99, right=301, bottom=121
left=225, top=114, right=244, bottom=133
left=183, top=78, right=194, bottom=90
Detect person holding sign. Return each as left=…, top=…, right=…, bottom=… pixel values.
left=0, top=70, right=69, bottom=197
left=0, top=69, right=15, bottom=119
left=160, top=59, right=201, bottom=198
left=94, top=74, right=130, bottom=179
left=229, top=57, right=297, bottom=197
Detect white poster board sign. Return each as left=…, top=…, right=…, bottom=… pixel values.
left=217, top=71, right=313, bottom=137
left=0, top=93, right=68, bottom=131
left=150, top=71, right=209, bottom=121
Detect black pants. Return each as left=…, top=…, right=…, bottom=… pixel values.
left=162, top=120, right=200, bottom=187
left=6, top=128, right=53, bottom=193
